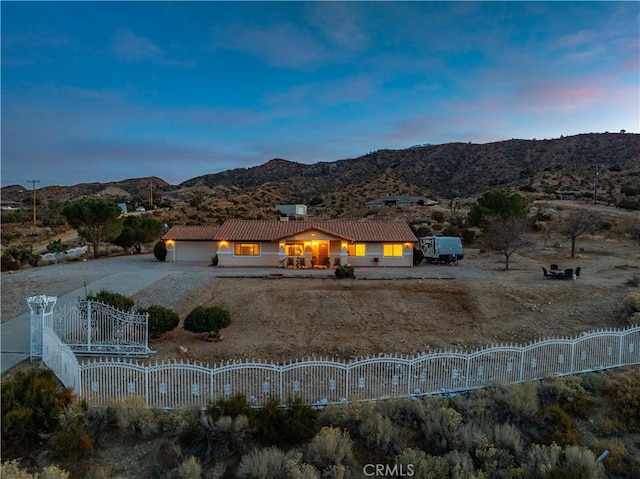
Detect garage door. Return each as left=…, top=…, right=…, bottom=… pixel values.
left=176, top=241, right=216, bottom=262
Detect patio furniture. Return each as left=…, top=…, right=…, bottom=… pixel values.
left=575, top=267, right=581, bottom=277
left=551, top=264, right=559, bottom=271
left=287, top=257, right=295, bottom=268
left=563, top=268, right=574, bottom=280
left=542, top=267, right=549, bottom=278
left=334, top=257, right=341, bottom=267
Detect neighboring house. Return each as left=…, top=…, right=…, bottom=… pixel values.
left=162, top=220, right=417, bottom=267
left=162, top=225, right=221, bottom=262
left=275, top=204, right=308, bottom=216
left=365, top=195, right=435, bottom=208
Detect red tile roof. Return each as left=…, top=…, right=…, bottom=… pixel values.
left=216, top=220, right=417, bottom=242
left=162, top=225, right=222, bottom=241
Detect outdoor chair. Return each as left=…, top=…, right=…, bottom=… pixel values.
left=550, top=264, right=559, bottom=271
left=542, top=267, right=549, bottom=278
left=575, top=267, right=581, bottom=277
left=334, top=257, right=341, bottom=267
left=287, top=257, right=295, bottom=268
left=563, top=268, right=574, bottom=280
left=299, top=258, right=306, bottom=268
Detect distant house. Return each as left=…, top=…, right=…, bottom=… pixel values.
left=365, top=195, right=435, bottom=208
left=162, top=220, right=417, bottom=267
left=275, top=204, right=307, bottom=216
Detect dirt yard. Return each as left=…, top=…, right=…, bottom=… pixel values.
left=151, top=237, right=640, bottom=366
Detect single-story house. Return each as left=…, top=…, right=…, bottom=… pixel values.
left=162, top=220, right=417, bottom=267
left=162, top=225, right=221, bottom=262
left=365, top=195, right=435, bottom=208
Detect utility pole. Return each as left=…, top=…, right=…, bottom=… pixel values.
left=149, top=181, right=153, bottom=209
left=591, top=163, right=600, bottom=205
left=26, top=179, right=40, bottom=233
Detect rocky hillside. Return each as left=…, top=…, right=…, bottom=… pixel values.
left=2, top=133, right=638, bottom=217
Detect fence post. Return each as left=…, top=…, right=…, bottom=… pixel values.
left=345, top=366, right=350, bottom=402
left=519, top=350, right=525, bottom=382
left=406, top=361, right=413, bottom=397
left=570, top=340, right=576, bottom=374
left=27, top=295, right=57, bottom=362
left=618, top=330, right=624, bottom=367
left=87, top=301, right=92, bottom=353
left=465, top=357, right=470, bottom=390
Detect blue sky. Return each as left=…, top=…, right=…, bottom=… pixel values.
left=2, top=1, right=638, bottom=187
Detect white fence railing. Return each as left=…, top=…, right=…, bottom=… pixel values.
left=32, top=291, right=638, bottom=408
left=41, top=245, right=88, bottom=263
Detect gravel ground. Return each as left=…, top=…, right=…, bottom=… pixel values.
left=1, top=252, right=494, bottom=322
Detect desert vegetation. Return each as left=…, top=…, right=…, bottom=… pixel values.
left=2, top=365, right=639, bottom=478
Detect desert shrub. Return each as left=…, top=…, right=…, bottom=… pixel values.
left=184, top=305, right=232, bottom=340
left=0, top=461, right=70, bottom=479
left=525, top=442, right=562, bottom=475
left=255, top=397, right=318, bottom=448
left=207, top=394, right=256, bottom=422
left=137, top=304, right=179, bottom=337
left=176, top=456, right=202, bottom=479
left=196, top=414, right=252, bottom=461
left=431, top=211, right=446, bottom=222
left=358, top=411, right=404, bottom=459
left=1, top=367, right=75, bottom=458
left=396, top=448, right=448, bottom=479
left=536, top=404, right=579, bottom=445
left=1, top=246, right=38, bottom=270
left=47, top=400, right=106, bottom=464
left=412, top=247, right=424, bottom=266
left=86, top=289, right=134, bottom=312
left=460, top=228, right=476, bottom=245
left=153, top=240, right=167, bottom=261
left=107, top=396, right=158, bottom=437
left=317, top=401, right=375, bottom=436
left=621, top=292, right=640, bottom=322
left=441, top=225, right=460, bottom=237
left=544, top=445, right=604, bottom=479
left=334, top=264, right=355, bottom=279
left=155, top=440, right=184, bottom=473
left=492, top=382, right=539, bottom=431
left=237, top=447, right=287, bottom=479
left=602, top=368, right=640, bottom=433
left=493, top=422, right=525, bottom=456
left=421, top=406, right=463, bottom=455
left=304, top=426, right=354, bottom=472
left=377, top=397, right=428, bottom=431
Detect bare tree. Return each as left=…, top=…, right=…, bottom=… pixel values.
left=552, top=210, right=599, bottom=257
left=483, top=217, right=533, bottom=270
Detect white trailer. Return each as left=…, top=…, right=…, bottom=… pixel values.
left=419, top=236, right=464, bottom=264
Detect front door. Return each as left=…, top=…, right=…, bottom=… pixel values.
left=318, top=243, right=329, bottom=267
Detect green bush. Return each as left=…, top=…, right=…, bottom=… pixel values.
left=412, top=247, right=424, bottom=266
left=86, top=289, right=135, bottom=312
left=137, top=305, right=179, bottom=338
left=2, top=246, right=39, bottom=269
left=334, top=264, right=355, bottom=279
left=184, top=305, right=232, bottom=340
left=1, top=367, right=75, bottom=458
left=255, top=397, right=318, bottom=448
left=622, top=292, right=640, bottom=322
left=154, top=240, right=167, bottom=261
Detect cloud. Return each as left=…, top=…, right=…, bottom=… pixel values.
left=112, top=28, right=163, bottom=62
left=215, top=22, right=330, bottom=69
left=306, top=3, right=369, bottom=53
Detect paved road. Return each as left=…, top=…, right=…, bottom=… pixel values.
left=1, top=254, right=489, bottom=375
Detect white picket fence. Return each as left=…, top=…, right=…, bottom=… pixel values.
left=31, top=296, right=640, bottom=409
left=41, top=245, right=88, bottom=262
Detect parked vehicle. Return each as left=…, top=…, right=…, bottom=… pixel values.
left=419, top=235, right=464, bottom=264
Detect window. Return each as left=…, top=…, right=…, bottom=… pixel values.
left=285, top=243, right=304, bottom=256
left=383, top=243, right=403, bottom=257
left=347, top=243, right=366, bottom=256
left=234, top=243, right=260, bottom=256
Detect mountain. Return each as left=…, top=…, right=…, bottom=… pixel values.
left=2, top=134, right=638, bottom=212
left=181, top=133, right=640, bottom=201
